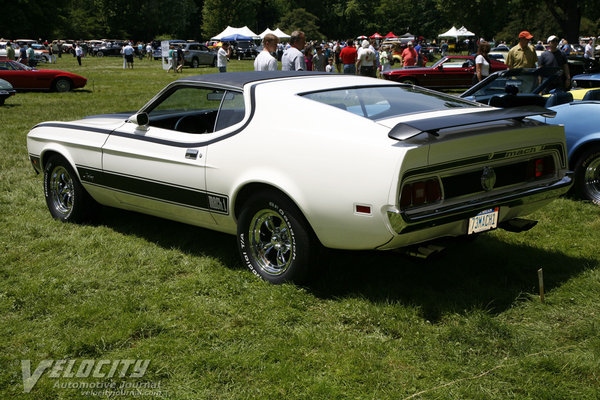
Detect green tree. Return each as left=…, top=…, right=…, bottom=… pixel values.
left=434, top=0, right=511, bottom=42
left=278, top=8, right=324, bottom=40
left=202, top=0, right=262, bottom=38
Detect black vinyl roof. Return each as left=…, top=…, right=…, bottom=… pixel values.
left=176, top=70, right=335, bottom=89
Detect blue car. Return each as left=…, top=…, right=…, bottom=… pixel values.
left=462, top=68, right=600, bottom=204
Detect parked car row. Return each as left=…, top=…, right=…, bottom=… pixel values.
left=0, top=40, right=52, bottom=64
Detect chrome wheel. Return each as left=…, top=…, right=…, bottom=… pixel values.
left=583, top=155, right=600, bottom=203
left=248, top=209, right=292, bottom=276
left=238, top=192, right=317, bottom=284
left=49, top=166, right=74, bottom=216
left=43, top=155, right=97, bottom=222
left=575, top=146, right=600, bottom=205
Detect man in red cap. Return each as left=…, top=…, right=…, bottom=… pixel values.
left=505, top=30, right=538, bottom=69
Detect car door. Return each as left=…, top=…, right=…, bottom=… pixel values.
left=451, top=57, right=476, bottom=87
left=198, top=44, right=211, bottom=65
left=101, top=85, right=231, bottom=227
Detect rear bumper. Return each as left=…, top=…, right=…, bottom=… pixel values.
left=387, top=174, right=572, bottom=236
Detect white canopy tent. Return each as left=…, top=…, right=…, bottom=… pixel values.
left=438, top=26, right=459, bottom=39
left=259, top=28, right=276, bottom=38
left=211, top=26, right=260, bottom=40
left=457, top=26, right=476, bottom=37
left=272, top=28, right=290, bottom=39
left=258, top=28, right=291, bottom=39
left=438, top=26, right=476, bottom=39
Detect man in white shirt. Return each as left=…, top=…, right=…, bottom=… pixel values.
left=584, top=38, right=595, bottom=71
left=122, top=42, right=135, bottom=69
left=146, top=43, right=153, bottom=60
left=254, top=33, right=279, bottom=71
left=217, top=42, right=230, bottom=73
left=281, top=31, right=306, bottom=71
left=356, top=40, right=375, bottom=77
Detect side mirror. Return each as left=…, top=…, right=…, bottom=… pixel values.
left=437, top=64, right=443, bottom=70
left=128, top=112, right=149, bottom=127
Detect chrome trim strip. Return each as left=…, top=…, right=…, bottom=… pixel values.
left=388, top=174, right=572, bottom=234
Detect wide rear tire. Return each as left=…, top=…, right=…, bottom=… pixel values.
left=237, top=191, right=317, bottom=284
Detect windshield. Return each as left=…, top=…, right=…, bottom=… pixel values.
left=0, top=60, right=32, bottom=71
left=302, top=85, right=478, bottom=120
left=464, top=67, right=562, bottom=98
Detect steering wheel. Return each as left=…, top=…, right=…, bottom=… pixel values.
left=174, top=115, right=193, bottom=132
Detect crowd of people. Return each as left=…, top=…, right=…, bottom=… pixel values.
left=212, top=30, right=431, bottom=78
left=3, top=30, right=596, bottom=86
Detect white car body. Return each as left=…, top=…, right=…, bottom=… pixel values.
left=27, top=71, right=572, bottom=283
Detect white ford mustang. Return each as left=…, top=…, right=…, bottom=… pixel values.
left=27, top=71, right=572, bottom=283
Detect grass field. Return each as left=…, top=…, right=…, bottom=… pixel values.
left=0, top=55, right=599, bottom=399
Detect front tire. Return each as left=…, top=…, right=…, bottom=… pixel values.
left=237, top=192, right=316, bottom=284
left=192, top=58, right=199, bottom=68
left=43, top=155, right=96, bottom=222
left=53, top=78, right=72, bottom=92
left=574, top=145, right=600, bottom=205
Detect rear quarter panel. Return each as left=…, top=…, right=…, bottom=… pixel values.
left=205, top=84, right=417, bottom=249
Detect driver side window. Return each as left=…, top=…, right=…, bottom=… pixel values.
left=146, top=86, right=245, bottom=134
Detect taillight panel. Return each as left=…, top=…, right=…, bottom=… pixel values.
left=399, top=154, right=557, bottom=210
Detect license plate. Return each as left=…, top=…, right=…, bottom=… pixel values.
left=468, top=208, right=499, bottom=234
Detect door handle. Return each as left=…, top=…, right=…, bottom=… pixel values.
left=185, top=149, right=200, bottom=159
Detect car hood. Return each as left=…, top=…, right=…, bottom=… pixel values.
left=65, top=111, right=136, bottom=129
left=0, top=78, right=13, bottom=90
left=82, top=111, right=135, bottom=121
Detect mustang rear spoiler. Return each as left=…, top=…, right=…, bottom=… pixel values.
left=388, top=106, right=556, bottom=141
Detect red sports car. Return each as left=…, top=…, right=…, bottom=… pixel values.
left=0, top=60, right=87, bottom=92
left=382, top=55, right=507, bottom=89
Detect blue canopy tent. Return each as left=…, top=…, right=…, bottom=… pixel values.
left=220, top=34, right=253, bottom=42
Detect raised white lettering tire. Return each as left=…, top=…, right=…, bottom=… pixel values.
left=237, top=191, right=316, bottom=284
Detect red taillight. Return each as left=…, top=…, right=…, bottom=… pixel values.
left=412, top=182, right=426, bottom=205
left=400, top=185, right=412, bottom=208
left=528, top=156, right=555, bottom=180
left=400, top=178, right=442, bottom=209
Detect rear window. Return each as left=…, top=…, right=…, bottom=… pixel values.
left=301, top=85, right=476, bottom=120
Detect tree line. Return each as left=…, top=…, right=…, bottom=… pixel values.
left=5, top=0, right=599, bottom=45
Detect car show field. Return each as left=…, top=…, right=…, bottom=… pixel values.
left=1, top=56, right=599, bottom=399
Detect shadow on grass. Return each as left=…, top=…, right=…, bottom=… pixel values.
left=311, top=237, right=594, bottom=321
left=96, top=207, right=593, bottom=322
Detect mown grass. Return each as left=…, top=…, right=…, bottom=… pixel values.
left=1, top=55, right=599, bottom=399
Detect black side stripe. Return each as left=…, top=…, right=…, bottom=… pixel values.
left=77, top=166, right=229, bottom=214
